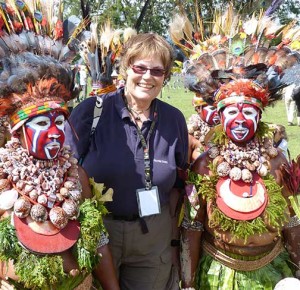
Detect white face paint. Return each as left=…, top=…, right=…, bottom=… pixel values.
left=222, top=104, right=259, bottom=142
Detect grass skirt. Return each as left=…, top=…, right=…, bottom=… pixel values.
left=195, top=251, right=295, bottom=290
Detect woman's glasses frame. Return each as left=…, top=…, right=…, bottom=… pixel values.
left=130, top=64, right=165, bottom=77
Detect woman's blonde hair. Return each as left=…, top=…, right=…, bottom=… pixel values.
left=119, top=33, right=174, bottom=82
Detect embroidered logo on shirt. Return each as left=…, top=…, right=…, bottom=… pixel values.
left=153, top=159, right=168, bottom=164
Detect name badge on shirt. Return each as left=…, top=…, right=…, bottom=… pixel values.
left=136, top=186, right=161, bottom=217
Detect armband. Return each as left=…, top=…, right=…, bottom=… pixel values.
left=181, top=216, right=204, bottom=231
left=97, top=232, right=109, bottom=248
left=285, top=215, right=300, bottom=228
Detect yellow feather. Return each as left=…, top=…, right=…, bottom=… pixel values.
left=100, top=21, right=114, bottom=55
left=123, top=27, right=137, bottom=43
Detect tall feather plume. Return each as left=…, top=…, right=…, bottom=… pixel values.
left=0, top=0, right=90, bottom=116
left=169, top=3, right=300, bottom=107
left=77, top=17, right=136, bottom=88
left=123, top=27, right=137, bottom=43
left=169, top=13, right=195, bottom=56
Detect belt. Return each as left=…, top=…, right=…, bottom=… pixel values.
left=203, top=238, right=284, bottom=271
left=106, top=214, right=149, bottom=234
left=107, top=214, right=140, bottom=221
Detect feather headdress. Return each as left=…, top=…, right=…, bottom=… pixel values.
left=78, top=18, right=136, bottom=95
left=0, top=0, right=88, bottom=130
left=169, top=3, right=300, bottom=110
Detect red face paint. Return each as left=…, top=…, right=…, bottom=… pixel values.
left=24, top=111, right=65, bottom=159
left=220, top=103, right=260, bottom=143
left=198, top=105, right=220, bottom=126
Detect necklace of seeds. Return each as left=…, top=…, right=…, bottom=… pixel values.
left=207, top=137, right=278, bottom=183
left=0, top=137, right=82, bottom=229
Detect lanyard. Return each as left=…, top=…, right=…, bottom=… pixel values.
left=127, top=102, right=157, bottom=190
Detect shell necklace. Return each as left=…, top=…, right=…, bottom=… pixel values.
left=187, top=114, right=211, bottom=144
left=207, top=137, right=278, bottom=183
left=0, top=137, right=82, bottom=229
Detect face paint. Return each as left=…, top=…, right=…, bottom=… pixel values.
left=24, top=111, right=65, bottom=159
left=198, top=105, right=220, bottom=126
left=221, top=103, right=260, bottom=143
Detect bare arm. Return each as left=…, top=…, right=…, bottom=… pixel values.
left=180, top=202, right=202, bottom=287
left=78, top=166, right=120, bottom=289
left=271, top=153, right=300, bottom=276
left=188, top=135, right=202, bottom=164
left=283, top=224, right=300, bottom=278
left=180, top=155, right=209, bottom=287
left=93, top=246, right=120, bottom=290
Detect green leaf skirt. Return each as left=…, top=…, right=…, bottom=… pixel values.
left=195, top=251, right=295, bottom=290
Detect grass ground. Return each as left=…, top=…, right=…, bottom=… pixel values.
left=161, top=76, right=300, bottom=160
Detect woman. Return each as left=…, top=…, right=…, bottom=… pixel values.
left=66, top=33, right=189, bottom=290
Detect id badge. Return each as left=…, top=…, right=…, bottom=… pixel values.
left=136, top=186, right=161, bottom=217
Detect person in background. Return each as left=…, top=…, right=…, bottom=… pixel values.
left=79, top=65, right=88, bottom=101
left=111, top=69, right=119, bottom=87
left=283, top=84, right=300, bottom=126
left=186, top=94, right=220, bottom=162
left=66, top=32, right=189, bottom=290
left=270, top=123, right=290, bottom=160
left=78, top=21, right=136, bottom=97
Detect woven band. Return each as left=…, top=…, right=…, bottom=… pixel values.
left=97, top=232, right=109, bottom=248
left=203, top=238, right=284, bottom=271
left=217, top=95, right=263, bottom=111
left=90, top=84, right=117, bottom=96
left=181, top=216, right=204, bottom=231
left=285, top=215, right=300, bottom=228
left=11, top=100, right=68, bottom=127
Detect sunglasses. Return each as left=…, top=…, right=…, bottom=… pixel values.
left=131, top=65, right=165, bottom=77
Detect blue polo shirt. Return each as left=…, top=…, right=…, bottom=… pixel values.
left=65, top=88, right=188, bottom=216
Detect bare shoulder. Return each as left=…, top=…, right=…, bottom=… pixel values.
left=78, top=165, right=92, bottom=199
left=191, top=151, right=211, bottom=175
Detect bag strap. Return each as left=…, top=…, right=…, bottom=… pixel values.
left=78, top=96, right=103, bottom=165
left=90, top=96, right=103, bottom=136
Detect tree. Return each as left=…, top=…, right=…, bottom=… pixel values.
left=62, top=0, right=300, bottom=35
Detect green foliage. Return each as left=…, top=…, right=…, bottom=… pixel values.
left=15, top=252, right=65, bottom=289
left=0, top=200, right=107, bottom=288
left=62, top=0, right=300, bottom=36
left=187, top=171, right=288, bottom=241
left=0, top=218, right=21, bottom=260
left=76, top=198, right=105, bottom=270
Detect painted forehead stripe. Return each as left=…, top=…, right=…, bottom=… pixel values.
left=217, top=96, right=263, bottom=111
left=11, top=100, right=68, bottom=127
